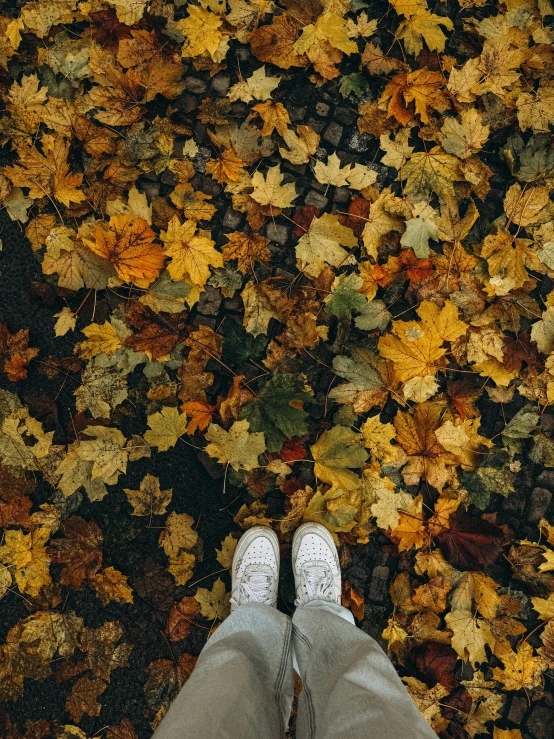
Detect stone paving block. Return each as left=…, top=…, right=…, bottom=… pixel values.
left=304, top=190, right=328, bottom=209
left=528, top=487, right=552, bottom=523
left=323, top=122, right=344, bottom=147
left=527, top=705, right=554, bottom=739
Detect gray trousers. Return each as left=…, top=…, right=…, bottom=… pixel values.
left=152, top=600, right=438, bottom=739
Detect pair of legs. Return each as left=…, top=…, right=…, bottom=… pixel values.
left=152, top=524, right=437, bottom=739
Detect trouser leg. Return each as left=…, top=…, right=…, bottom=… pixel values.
left=292, top=600, right=437, bottom=739
left=153, top=603, right=294, bottom=739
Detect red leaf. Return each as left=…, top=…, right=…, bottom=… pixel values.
left=412, top=642, right=459, bottom=690
left=436, top=507, right=503, bottom=571
left=280, top=439, right=307, bottom=462
left=338, top=197, right=370, bottom=237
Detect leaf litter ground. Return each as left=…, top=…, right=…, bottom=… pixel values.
left=0, top=2, right=554, bottom=739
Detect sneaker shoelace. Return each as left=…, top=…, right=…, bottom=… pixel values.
left=295, top=564, right=334, bottom=606
left=231, top=571, right=273, bottom=606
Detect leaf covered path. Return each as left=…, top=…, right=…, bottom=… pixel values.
left=0, top=2, right=554, bottom=739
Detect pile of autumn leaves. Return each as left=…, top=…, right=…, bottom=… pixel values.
left=0, top=0, right=554, bottom=737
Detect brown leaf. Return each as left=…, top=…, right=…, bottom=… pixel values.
left=124, top=301, right=188, bottom=360
left=65, top=675, right=106, bottom=723
left=47, top=516, right=103, bottom=587
left=250, top=16, right=306, bottom=70
left=0, top=324, right=39, bottom=382
left=437, top=507, right=503, bottom=571
left=412, top=642, right=459, bottom=690
left=164, top=596, right=200, bottom=642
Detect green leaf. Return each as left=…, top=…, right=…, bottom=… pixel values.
left=339, top=73, right=369, bottom=99
left=400, top=217, right=438, bottom=257
left=240, top=373, right=313, bottom=452
left=324, top=273, right=367, bottom=321
left=222, top=321, right=269, bottom=369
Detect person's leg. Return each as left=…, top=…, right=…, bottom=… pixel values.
left=153, top=528, right=294, bottom=739
left=291, top=523, right=437, bottom=739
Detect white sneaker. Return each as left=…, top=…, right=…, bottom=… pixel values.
left=230, top=527, right=280, bottom=610
left=292, top=522, right=342, bottom=607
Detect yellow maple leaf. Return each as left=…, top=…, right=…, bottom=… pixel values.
left=361, top=415, right=404, bottom=465
left=92, top=566, right=133, bottom=605
left=228, top=66, right=280, bottom=103
left=378, top=319, right=446, bottom=383
left=393, top=2, right=453, bottom=57
left=161, top=216, right=222, bottom=287
left=394, top=403, right=455, bottom=492
left=159, top=512, right=198, bottom=559
left=168, top=551, right=196, bottom=586
left=294, top=12, right=358, bottom=55
left=296, top=213, right=358, bottom=278
left=5, top=136, right=85, bottom=207
left=144, top=406, right=188, bottom=452
left=205, top=148, right=247, bottom=184
left=205, top=419, right=266, bottom=472
left=177, top=6, right=225, bottom=60
left=445, top=610, right=496, bottom=666
left=279, top=125, right=320, bottom=165
left=390, top=494, right=426, bottom=551
left=124, top=473, right=173, bottom=517
left=83, top=215, right=165, bottom=288
left=252, top=100, right=291, bottom=136
left=195, top=577, right=230, bottom=620
left=251, top=165, right=297, bottom=209
left=492, top=642, right=546, bottom=691
left=76, top=322, right=122, bottom=360
left=311, top=426, right=368, bottom=491
left=0, top=527, right=52, bottom=596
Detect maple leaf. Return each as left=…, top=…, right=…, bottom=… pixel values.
left=195, top=577, right=231, bottom=620
left=161, top=216, right=222, bottom=288
left=0, top=324, right=39, bottom=381
left=222, top=231, right=271, bottom=274
left=0, top=527, right=52, bottom=596
left=77, top=321, right=122, bottom=360
left=240, top=373, right=313, bottom=452
left=391, top=0, right=453, bottom=57
left=83, top=215, right=166, bottom=287
left=205, top=419, right=266, bottom=472
left=124, top=474, right=172, bottom=517
left=216, top=534, right=238, bottom=569
left=314, top=152, right=377, bottom=189
left=250, top=15, right=305, bottom=69
left=252, top=100, right=291, bottom=136
left=228, top=66, right=280, bottom=103
left=144, top=406, right=188, bottom=452
left=445, top=610, right=495, bottom=666
left=394, top=403, right=454, bottom=492
left=311, top=426, right=368, bottom=491
left=159, top=512, right=198, bottom=560
left=5, top=136, right=85, bottom=206
left=164, top=595, right=200, bottom=642
left=296, top=213, right=358, bottom=278
left=47, top=516, right=103, bottom=588
left=251, top=166, right=297, bottom=209
left=92, top=567, right=133, bottom=606
left=294, top=12, right=358, bottom=56
left=177, top=6, right=225, bottom=60
left=80, top=620, right=132, bottom=682
left=66, top=675, right=107, bottom=723
left=205, top=148, right=247, bottom=184
left=279, top=125, right=320, bottom=165
left=436, top=507, right=503, bottom=571
left=492, top=642, right=546, bottom=691
left=380, top=68, right=450, bottom=125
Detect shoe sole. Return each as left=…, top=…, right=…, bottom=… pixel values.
left=291, top=522, right=340, bottom=573
left=232, top=526, right=280, bottom=578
